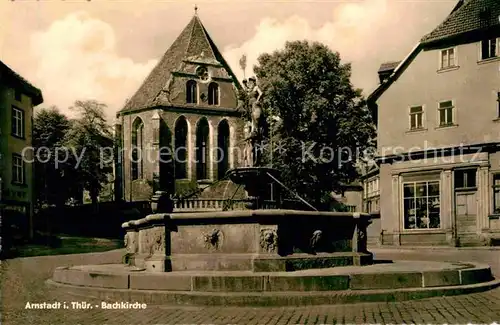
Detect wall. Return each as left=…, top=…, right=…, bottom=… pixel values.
left=0, top=83, right=34, bottom=230
left=343, top=190, right=363, bottom=211
left=121, top=108, right=244, bottom=201
left=377, top=41, right=500, bottom=155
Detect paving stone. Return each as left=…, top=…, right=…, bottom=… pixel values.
left=3, top=249, right=500, bottom=324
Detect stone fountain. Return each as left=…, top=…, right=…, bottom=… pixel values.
left=121, top=77, right=373, bottom=273
left=48, top=77, right=498, bottom=306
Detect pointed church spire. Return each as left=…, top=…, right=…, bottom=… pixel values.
left=120, top=11, right=243, bottom=112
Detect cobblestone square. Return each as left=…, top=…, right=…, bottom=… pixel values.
left=2, top=248, right=500, bottom=324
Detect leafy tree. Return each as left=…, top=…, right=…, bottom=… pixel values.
left=254, top=41, right=376, bottom=210
left=33, top=107, right=72, bottom=208
left=64, top=100, right=113, bottom=206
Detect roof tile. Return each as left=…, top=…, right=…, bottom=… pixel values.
left=120, top=15, right=240, bottom=113
left=421, top=0, right=500, bottom=43
left=378, top=61, right=401, bottom=73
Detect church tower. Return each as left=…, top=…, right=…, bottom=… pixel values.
left=116, top=11, right=244, bottom=201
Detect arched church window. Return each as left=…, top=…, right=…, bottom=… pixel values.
left=159, top=119, right=174, bottom=192
left=174, top=116, right=188, bottom=179
left=196, top=117, right=210, bottom=180
left=217, top=119, right=230, bottom=179
left=186, top=80, right=197, bottom=104
left=131, top=117, right=144, bottom=180
left=208, top=82, right=219, bottom=106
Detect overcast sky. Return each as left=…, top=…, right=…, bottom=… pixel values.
left=0, top=0, right=456, bottom=120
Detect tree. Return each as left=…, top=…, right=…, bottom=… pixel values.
left=254, top=41, right=376, bottom=210
left=64, top=100, right=113, bottom=206
left=33, top=107, right=72, bottom=208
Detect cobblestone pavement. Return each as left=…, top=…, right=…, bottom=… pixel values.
left=2, top=248, right=500, bottom=325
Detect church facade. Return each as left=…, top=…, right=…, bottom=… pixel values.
left=115, top=13, right=245, bottom=201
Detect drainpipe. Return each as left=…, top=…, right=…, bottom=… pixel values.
left=129, top=114, right=132, bottom=202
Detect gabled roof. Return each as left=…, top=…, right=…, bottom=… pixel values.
left=0, top=60, right=43, bottom=106
left=421, top=0, right=500, bottom=44
left=120, top=14, right=240, bottom=113
left=368, top=0, right=499, bottom=104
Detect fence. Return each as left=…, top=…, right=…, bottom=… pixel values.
left=32, top=198, right=358, bottom=239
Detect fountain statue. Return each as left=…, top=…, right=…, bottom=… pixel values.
left=238, top=76, right=267, bottom=167
left=231, top=76, right=280, bottom=209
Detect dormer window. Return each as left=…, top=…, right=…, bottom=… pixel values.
left=479, top=8, right=492, bottom=28
left=208, top=82, right=219, bottom=105
left=186, top=80, right=197, bottom=104
left=440, top=48, right=456, bottom=69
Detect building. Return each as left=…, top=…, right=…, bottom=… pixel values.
left=0, top=60, right=43, bottom=238
left=331, top=183, right=364, bottom=212
left=115, top=12, right=245, bottom=202
left=367, top=0, right=500, bottom=246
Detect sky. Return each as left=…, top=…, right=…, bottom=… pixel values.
left=0, top=0, right=456, bottom=120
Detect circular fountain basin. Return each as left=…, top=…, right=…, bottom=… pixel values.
left=47, top=260, right=499, bottom=306
left=226, top=167, right=281, bottom=185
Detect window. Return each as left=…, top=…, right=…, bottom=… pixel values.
left=481, top=38, right=498, bottom=60
left=217, top=120, right=230, bottom=179
left=409, top=106, right=424, bottom=130
left=196, top=66, right=210, bottom=82
left=11, top=106, right=24, bottom=138
left=403, top=181, right=440, bottom=229
left=454, top=169, right=477, bottom=190
left=159, top=120, right=174, bottom=192
left=186, top=80, right=198, bottom=104
left=364, top=178, right=380, bottom=214
left=493, top=174, right=500, bottom=214
left=196, top=118, right=210, bottom=180
left=14, top=89, right=22, bottom=102
left=438, top=101, right=454, bottom=126
left=208, top=82, right=219, bottom=106
left=131, top=118, right=144, bottom=180
left=440, top=48, right=456, bottom=69
left=12, top=154, right=25, bottom=184
left=174, top=116, right=188, bottom=179
left=497, top=92, right=500, bottom=118
left=364, top=178, right=380, bottom=199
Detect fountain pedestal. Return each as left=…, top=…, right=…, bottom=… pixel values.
left=226, top=167, right=281, bottom=209
left=122, top=210, right=373, bottom=273
left=122, top=167, right=372, bottom=273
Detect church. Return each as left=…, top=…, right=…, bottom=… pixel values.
left=115, top=10, right=245, bottom=202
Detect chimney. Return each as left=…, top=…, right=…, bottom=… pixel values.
left=377, top=61, right=401, bottom=84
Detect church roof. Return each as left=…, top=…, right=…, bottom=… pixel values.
left=120, top=14, right=240, bottom=113
left=421, top=0, right=500, bottom=43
